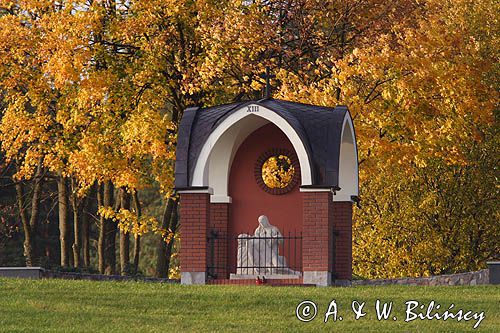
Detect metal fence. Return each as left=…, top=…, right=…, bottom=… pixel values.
left=207, top=230, right=302, bottom=279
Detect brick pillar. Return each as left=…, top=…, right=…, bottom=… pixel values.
left=209, top=203, right=229, bottom=279
left=302, top=191, right=353, bottom=286
left=333, top=201, right=352, bottom=283
left=302, top=191, right=334, bottom=286
left=179, top=192, right=210, bottom=284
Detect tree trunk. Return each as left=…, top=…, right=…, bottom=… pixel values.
left=57, top=173, right=69, bottom=267
left=42, top=217, right=51, bottom=261
left=132, top=191, right=141, bottom=275
left=104, top=181, right=116, bottom=275
left=81, top=189, right=91, bottom=268
left=97, top=183, right=106, bottom=274
left=70, top=178, right=81, bottom=269
left=155, top=197, right=175, bottom=278
left=15, top=180, right=33, bottom=266
left=119, top=188, right=130, bottom=275
left=29, top=160, right=43, bottom=262
left=132, top=234, right=140, bottom=275
left=164, top=201, right=179, bottom=278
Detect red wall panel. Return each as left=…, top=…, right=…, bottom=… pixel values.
left=228, top=123, right=302, bottom=271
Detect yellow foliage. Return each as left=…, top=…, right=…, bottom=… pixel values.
left=97, top=205, right=160, bottom=237
left=0, top=0, right=498, bottom=278
left=261, top=155, right=295, bottom=189
left=275, top=0, right=499, bottom=277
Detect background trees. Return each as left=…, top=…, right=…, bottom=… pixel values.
left=0, top=0, right=498, bottom=278
left=275, top=0, right=499, bottom=277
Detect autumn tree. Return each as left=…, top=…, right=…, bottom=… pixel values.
left=0, top=1, right=57, bottom=266
left=112, top=0, right=213, bottom=277
left=276, top=0, right=499, bottom=277
left=1, top=0, right=497, bottom=279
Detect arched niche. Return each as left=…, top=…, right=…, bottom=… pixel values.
left=191, top=105, right=313, bottom=203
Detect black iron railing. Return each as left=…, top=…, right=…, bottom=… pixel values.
left=207, top=230, right=302, bottom=279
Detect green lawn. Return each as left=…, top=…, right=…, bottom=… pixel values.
left=0, top=278, right=498, bottom=332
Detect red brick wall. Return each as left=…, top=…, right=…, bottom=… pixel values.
left=210, top=203, right=229, bottom=233
left=179, top=168, right=352, bottom=283
left=302, top=192, right=352, bottom=280
left=179, top=193, right=210, bottom=272
left=332, top=201, right=352, bottom=280
left=302, top=192, right=334, bottom=272
left=210, top=203, right=229, bottom=278
left=180, top=192, right=352, bottom=281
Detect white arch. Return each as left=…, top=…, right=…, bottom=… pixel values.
left=335, top=112, right=359, bottom=202
left=191, top=104, right=313, bottom=202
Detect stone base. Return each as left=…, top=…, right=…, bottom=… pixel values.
left=0, top=267, right=44, bottom=279
left=303, top=271, right=332, bottom=286
left=334, top=279, right=352, bottom=287
left=229, top=273, right=301, bottom=280
left=181, top=272, right=206, bottom=285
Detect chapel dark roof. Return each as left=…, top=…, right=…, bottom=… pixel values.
left=174, top=98, right=350, bottom=189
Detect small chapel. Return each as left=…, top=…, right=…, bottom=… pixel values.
left=174, top=98, right=358, bottom=286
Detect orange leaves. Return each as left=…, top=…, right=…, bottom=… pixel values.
left=278, top=0, right=497, bottom=174
left=0, top=95, right=54, bottom=180
left=0, top=2, right=179, bottom=194
left=0, top=0, right=497, bottom=272
left=272, top=0, right=499, bottom=278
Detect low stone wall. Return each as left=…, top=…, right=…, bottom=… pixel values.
left=2, top=267, right=492, bottom=286
left=42, top=270, right=179, bottom=283
left=353, top=269, right=489, bottom=286
left=0, top=267, right=45, bottom=279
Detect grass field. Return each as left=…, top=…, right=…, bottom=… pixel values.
left=0, top=278, right=498, bottom=332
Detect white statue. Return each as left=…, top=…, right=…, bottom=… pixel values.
left=236, top=215, right=299, bottom=276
